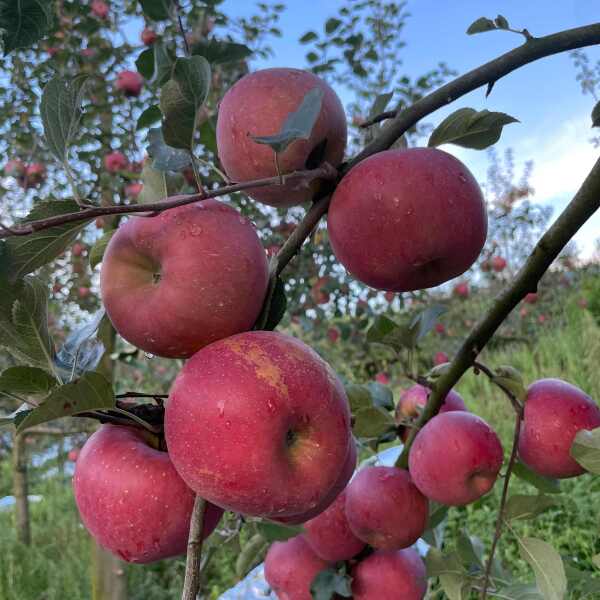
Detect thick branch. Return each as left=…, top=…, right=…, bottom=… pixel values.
left=356, top=23, right=600, bottom=139
left=0, top=166, right=336, bottom=238
left=396, top=154, right=600, bottom=468
left=181, top=495, right=207, bottom=600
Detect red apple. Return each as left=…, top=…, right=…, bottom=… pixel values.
left=77, top=286, right=91, bottom=299
left=67, top=448, right=80, bottom=462
left=327, top=148, right=486, bottom=291
left=104, top=151, right=128, bottom=173
left=141, top=27, right=157, bottom=46
left=91, top=0, right=109, bottom=19
left=375, top=372, right=390, bottom=385
left=100, top=200, right=269, bottom=358
left=434, top=323, right=445, bottom=335
left=73, top=424, right=223, bottom=563
left=538, top=314, right=548, bottom=324
left=72, top=242, right=85, bottom=257
left=4, top=159, right=25, bottom=178
left=310, top=276, right=330, bottom=305
left=524, top=292, right=538, bottom=304
left=125, top=182, right=143, bottom=199
left=384, top=291, right=395, bottom=302
left=434, top=351, right=449, bottom=365
left=454, top=282, right=469, bottom=298
left=264, top=535, right=330, bottom=600
left=116, top=70, right=143, bottom=97
left=519, top=307, right=528, bottom=318
left=327, top=327, right=340, bottom=343
left=409, top=412, right=503, bottom=506
left=304, top=490, right=365, bottom=561
left=491, top=255, right=507, bottom=272
left=216, top=68, right=347, bottom=207
left=518, top=379, right=600, bottom=478
left=165, top=331, right=352, bottom=518
left=345, top=467, right=428, bottom=550
left=24, top=163, right=46, bottom=187
left=352, top=548, right=427, bottom=600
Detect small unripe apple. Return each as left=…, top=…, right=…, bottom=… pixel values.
left=345, top=467, right=428, bottom=550
left=328, top=148, right=486, bottom=292
left=91, top=0, right=109, bottom=19
left=454, top=282, right=470, bottom=298
left=104, top=151, right=128, bottom=173
left=491, top=255, right=507, bottom=272
left=141, top=27, right=157, bottom=46
left=116, top=70, right=143, bottom=97
left=264, top=535, right=330, bottom=600
left=409, top=412, right=503, bottom=506
left=351, top=548, right=427, bottom=600
left=519, top=379, right=600, bottom=478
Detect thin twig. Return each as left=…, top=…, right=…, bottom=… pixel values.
left=480, top=407, right=523, bottom=599
left=181, top=496, right=207, bottom=600
left=472, top=361, right=522, bottom=412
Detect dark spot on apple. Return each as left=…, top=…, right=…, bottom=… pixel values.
left=305, top=138, right=328, bottom=169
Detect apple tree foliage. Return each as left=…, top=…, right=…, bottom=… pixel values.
left=0, top=1, right=600, bottom=599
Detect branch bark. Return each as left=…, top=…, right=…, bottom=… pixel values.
left=181, top=496, right=207, bottom=600
left=397, top=153, right=600, bottom=468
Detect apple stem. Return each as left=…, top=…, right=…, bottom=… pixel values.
left=480, top=406, right=524, bottom=599
left=181, top=495, right=207, bottom=600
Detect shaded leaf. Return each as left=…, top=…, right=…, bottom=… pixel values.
left=310, top=567, right=352, bottom=600
left=345, top=384, right=372, bottom=413
left=40, top=74, right=89, bottom=162
left=299, top=31, right=318, bottom=44
left=15, top=371, right=114, bottom=433
left=353, top=406, right=395, bottom=438
left=592, top=101, right=600, bottom=128
left=440, top=574, right=470, bottom=600
left=428, top=107, right=518, bottom=149
left=261, top=277, right=287, bottom=332
left=493, top=365, right=527, bottom=402
left=518, top=537, right=567, bottom=600
left=154, top=41, right=174, bottom=86
left=366, top=382, right=394, bottom=411
left=137, top=105, right=162, bottom=130
left=456, top=531, right=484, bottom=570
left=410, top=304, right=448, bottom=344
left=255, top=521, right=302, bottom=542
left=325, top=18, right=342, bottom=34
left=505, top=494, right=557, bottom=521
left=426, top=548, right=466, bottom=578
left=498, top=583, right=543, bottom=599
left=191, top=38, right=252, bottom=64
left=466, top=17, right=497, bottom=35
left=139, top=0, right=172, bottom=21
left=571, top=428, right=600, bottom=474
left=0, top=0, right=54, bottom=54
left=512, top=461, right=562, bottom=494
left=0, top=366, right=57, bottom=397
left=135, top=47, right=155, bottom=80
left=495, top=15, right=510, bottom=29
left=147, top=127, right=192, bottom=171
left=89, top=230, right=116, bottom=270
left=366, top=314, right=413, bottom=352
left=252, top=87, right=324, bottom=154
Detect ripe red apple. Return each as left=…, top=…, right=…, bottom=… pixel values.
left=80, top=48, right=96, bottom=58
left=352, top=548, right=427, bottom=600
left=67, top=448, right=80, bottom=462
left=345, top=467, right=428, bottom=550
left=327, top=148, right=486, bottom=291
left=491, top=255, right=507, bottom=272
left=91, top=0, right=109, bottom=19
left=73, top=424, right=223, bottom=563
left=375, top=372, right=390, bottom=385
left=518, top=379, right=600, bottom=478
left=327, top=327, right=340, bottom=343
left=216, top=68, right=347, bottom=207
left=409, top=412, right=503, bottom=506
left=165, top=331, right=352, bottom=518
left=100, top=200, right=269, bottom=358
left=72, top=242, right=85, bottom=257
left=519, top=307, right=528, bottom=318
left=434, top=323, right=446, bottom=335
left=434, top=351, right=449, bottom=365
left=310, top=276, right=330, bottom=305
left=454, top=282, right=470, bottom=298
left=116, top=70, right=143, bottom=97
left=538, top=314, right=548, bottom=324
left=524, top=292, right=538, bottom=304
left=4, top=159, right=25, bottom=178
left=141, top=27, right=157, bottom=46
left=23, top=163, right=46, bottom=187
left=264, top=535, right=330, bottom=600
left=104, top=151, right=128, bottom=173
left=125, top=182, right=143, bottom=199
left=304, top=490, right=365, bottom=561
left=77, top=286, right=91, bottom=299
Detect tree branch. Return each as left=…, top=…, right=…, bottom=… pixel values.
left=396, top=154, right=600, bottom=468
left=181, top=495, right=207, bottom=600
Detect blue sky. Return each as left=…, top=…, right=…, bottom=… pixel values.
left=221, top=0, right=600, bottom=257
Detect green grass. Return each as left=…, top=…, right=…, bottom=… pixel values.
left=1, top=290, right=600, bottom=598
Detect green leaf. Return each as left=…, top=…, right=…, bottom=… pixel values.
left=137, top=105, right=162, bottom=130
left=299, top=31, right=318, bottom=44
left=495, top=15, right=510, bottom=29
left=426, top=548, right=466, bottom=578
left=135, top=47, right=155, bottom=80
left=139, top=0, right=172, bottom=21
left=0, top=366, right=57, bottom=397
left=0, top=0, right=54, bottom=55
left=252, top=87, right=324, bottom=154
left=512, top=461, right=562, bottom=494
left=255, top=521, right=302, bottom=542
left=138, top=162, right=167, bottom=204
left=498, top=583, right=543, bottom=599
left=172, top=55, right=211, bottom=110
left=440, top=574, right=470, bottom=600
left=429, top=108, right=519, bottom=150
left=504, top=494, right=557, bottom=521
left=410, top=304, right=448, bottom=344
left=89, top=231, right=115, bottom=270
left=456, top=531, right=484, bottom=570
left=353, top=406, right=396, bottom=438
left=261, top=277, right=287, bottom=332
left=366, top=314, right=413, bottom=352
left=154, top=41, right=174, bottom=86
left=3, top=200, right=91, bottom=281
left=0, top=276, right=55, bottom=370
left=518, top=537, right=567, bottom=600
left=466, top=17, right=497, bottom=35
left=592, top=100, right=600, bottom=128
left=40, top=74, right=89, bottom=162
left=15, top=371, right=114, bottom=433
left=593, top=554, right=600, bottom=570
left=147, top=127, right=192, bottom=171
left=570, top=428, right=600, bottom=474
left=190, top=38, right=252, bottom=64
left=426, top=502, right=449, bottom=531
left=345, top=384, right=372, bottom=413
left=310, top=567, right=352, bottom=600
left=366, top=382, right=394, bottom=411
left=493, top=365, right=527, bottom=402
left=325, top=18, right=342, bottom=34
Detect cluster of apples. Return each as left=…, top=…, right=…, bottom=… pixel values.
left=4, top=159, right=46, bottom=189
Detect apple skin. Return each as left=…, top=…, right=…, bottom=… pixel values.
left=518, top=378, right=600, bottom=478
left=345, top=467, right=428, bottom=550
left=216, top=68, right=347, bottom=207
left=304, top=489, right=365, bottom=561
left=264, top=535, right=330, bottom=600
left=23, top=163, right=46, bottom=187
left=273, top=437, right=357, bottom=525
left=125, top=182, right=143, bottom=199
left=91, top=0, right=109, bottom=19
left=327, top=148, right=486, bottom=292
left=524, top=292, right=538, bottom=304
left=165, top=330, right=352, bottom=518
left=67, top=448, right=80, bottom=462
left=100, top=200, right=269, bottom=358
left=73, top=424, right=223, bottom=563
left=434, top=351, right=449, bottom=365
left=351, top=548, right=427, bottom=600
left=491, top=256, right=507, bottom=272
left=116, top=70, right=143, bottom=97
left=104, top=151, right=128, bottom=173
left=454, top=282, right=470, bottom=298
left=408, top=412, right=503, bottom=506
left=4, top=159, right=25, bottom=178
left=141, top=27, right=157, bottom=46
